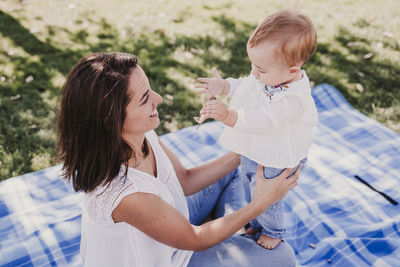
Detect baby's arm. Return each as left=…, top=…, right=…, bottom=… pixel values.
left=196, top=67, right=230, bottom=96
left=201, top=95, right=303, bottom=131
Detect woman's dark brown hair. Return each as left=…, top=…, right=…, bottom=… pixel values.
left=57, top=52, right=139, bottom=193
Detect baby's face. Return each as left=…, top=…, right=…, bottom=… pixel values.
left=247, top=40, right=293, bottom=87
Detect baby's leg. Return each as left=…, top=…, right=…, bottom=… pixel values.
left=256, top=160, right=307, bottom=249
left=240, top=156, right=262, bottom=235
left=255, top=166, right=286, bottom=249
left=255, top=200, right=285, bottom=250
left=241, top=156, right=284, bottom=249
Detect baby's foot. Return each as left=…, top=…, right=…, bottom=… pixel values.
left=257, top=234, right=282, bottom=250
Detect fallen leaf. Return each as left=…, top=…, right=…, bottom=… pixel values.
left=347, top=41, right=362, bottom=47
left=195, top=96, right=216, bottom=128
left=383, top=31, right=393, bottom=38
left=367, top=15, right=376, bottom=22
left=165, top=94, right=173, bottom=100
left=10, top=94, right=21, bottom=101
left=363, top=52, right=374, bottom=59
left=25, top=75, right=34, bottom=83
left=10, top=6, right=23, bottom=12
left=356, top=71, right=365, bottom=77
left=356, top=83, right=364, bottom=93
left=184, top=51, right=194, bottom=59
left=30, top=28, right=40, bottom=34
left=164, top=120, right=178, bottom=132
left=194, top=116, right=206, bottom=124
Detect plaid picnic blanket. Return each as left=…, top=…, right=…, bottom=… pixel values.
left=0, top=84, right=399, bottom=266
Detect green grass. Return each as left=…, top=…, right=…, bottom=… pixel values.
left=0, top=0, right=399, bottom=180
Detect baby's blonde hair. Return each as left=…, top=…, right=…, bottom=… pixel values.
left=248, top=10, right=316, bottom=67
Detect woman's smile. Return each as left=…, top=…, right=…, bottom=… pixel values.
left=150, top=109, right=158, bottom=118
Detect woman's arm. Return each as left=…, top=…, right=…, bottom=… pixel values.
left=159, top=139, right=240, bottom=196
left=112, top=165, right=301, bottom=251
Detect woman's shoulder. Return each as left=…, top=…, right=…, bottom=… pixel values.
left=84, top=175, right=131, bottom=223
left=85, top=168, right=160, bottom=223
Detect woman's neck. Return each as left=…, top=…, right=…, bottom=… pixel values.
left=125, top=133, right=147, bottom=159
left=126, top=134, right=156, bottom=176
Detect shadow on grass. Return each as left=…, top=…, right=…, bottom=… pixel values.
left=0, top=11, right=399, bottom=180
left=308, top=26, right=400, bottom=115
left=0, top=11, right=82, bottom=178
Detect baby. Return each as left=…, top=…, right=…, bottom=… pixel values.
left=196, top=10, right=318, bottom=250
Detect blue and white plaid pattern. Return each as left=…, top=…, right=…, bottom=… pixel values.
left=0, top=166, right=82, bottom=266
left=0, top=84, right=399, bottom=266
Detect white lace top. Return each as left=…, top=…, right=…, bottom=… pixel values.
left=80, top=130, right=193, bottom=267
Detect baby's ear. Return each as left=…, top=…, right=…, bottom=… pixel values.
left=288, top=65, right=301, bottom=75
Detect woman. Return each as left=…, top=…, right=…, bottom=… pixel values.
left=57, top=52, right=300, bottom=266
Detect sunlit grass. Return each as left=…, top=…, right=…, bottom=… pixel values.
left=0, top=0, right=399, bottom=180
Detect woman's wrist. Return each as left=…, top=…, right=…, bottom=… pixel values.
left=248, top=198, right=271, bottom=216
left=224, top=152, right=240, bottom=169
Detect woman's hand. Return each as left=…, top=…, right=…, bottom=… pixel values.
left=252, top=163, right=302, bottom=212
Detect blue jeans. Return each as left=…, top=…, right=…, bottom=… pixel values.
left=187, top=168, right=296, bottom=267
left=241, top=156, right=306, bottom=239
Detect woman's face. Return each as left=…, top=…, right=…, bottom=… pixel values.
left=122, top=65, right=163, bottom=141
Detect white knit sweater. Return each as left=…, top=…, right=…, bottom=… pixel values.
left=219, top=71, right=318, bottom=168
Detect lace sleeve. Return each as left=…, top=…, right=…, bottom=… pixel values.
left=86, top=176, right=159, bottom=224
left=109, top=182, right=136, bottom=216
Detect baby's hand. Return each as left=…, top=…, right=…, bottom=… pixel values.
left=195, top=67, right=228, bottom=96
left=194, top=95, right=216, bottom=125
left=200, top=99, right=228, bottom=122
